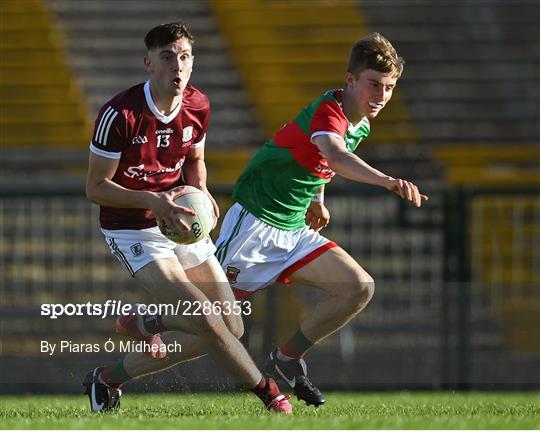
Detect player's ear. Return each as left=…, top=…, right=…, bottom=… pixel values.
left=143, top=56, right=152, bottom=73
left=345, top=71, right=356, bottom=87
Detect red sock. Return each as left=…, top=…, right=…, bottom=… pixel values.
left=251, top=376, right=281, bottom=406
left=99, top=360, right=131, bottom=389
left=280, top=327, right=314, bottom=358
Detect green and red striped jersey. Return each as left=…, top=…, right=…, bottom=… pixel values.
left=233, top=89, right=370, bottom=230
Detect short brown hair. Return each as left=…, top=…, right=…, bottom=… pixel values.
left=144, top=22, right=194, bottom=51
left=347, top=32, right=404, bottom=78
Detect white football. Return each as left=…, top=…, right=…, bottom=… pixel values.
left=158, top=186, right=216, bottom=245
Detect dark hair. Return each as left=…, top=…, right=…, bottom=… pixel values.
left=144, top=22, right=194, bottom=51
left=347, top=32, right=404, bottom=78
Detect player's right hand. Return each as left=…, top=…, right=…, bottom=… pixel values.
left=385, top=178, right=428, bottom=207
left=306, top=201, right=330, bottom=232
left=147, top=189, right=196, bottom=234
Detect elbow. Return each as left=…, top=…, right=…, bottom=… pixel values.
left=85, top=184, right=95, bottom=203
left=85, top=182, right=100, bottom=204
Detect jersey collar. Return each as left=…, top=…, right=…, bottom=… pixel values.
left=348, top=117, right=369, bottom=134
left=144, top=80, right=182, bottom=124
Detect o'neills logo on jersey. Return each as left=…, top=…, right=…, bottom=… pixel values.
left=182, top=126, right=193, bottom=142
left=155, top=128, right=174, bottom=134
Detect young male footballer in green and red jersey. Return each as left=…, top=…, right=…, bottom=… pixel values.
left=215, top=32, right=428, bottom=406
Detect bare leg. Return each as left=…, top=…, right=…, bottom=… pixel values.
left=89, top=259, right=290, bottom=413
left=129, top=256, right=260, bottom=386
left=287, top=246, right=374, bottom=343
left=124, top=255, right=244, bottom=378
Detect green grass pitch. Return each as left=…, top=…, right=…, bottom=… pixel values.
left=1, top=392, right=539, bottom=429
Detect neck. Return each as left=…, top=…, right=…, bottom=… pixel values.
left=342, top=87, right=363, bottom=126
left=149, top=81, right=182, bottom=116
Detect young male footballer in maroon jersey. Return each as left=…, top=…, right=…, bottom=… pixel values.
left=83, top=22, right=291, bottom=414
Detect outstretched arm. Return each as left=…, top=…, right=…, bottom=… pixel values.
left=312, top=134, right=428, bottom=207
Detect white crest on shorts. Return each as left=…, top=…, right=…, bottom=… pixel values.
left=182, top=126, right=193, bottom=142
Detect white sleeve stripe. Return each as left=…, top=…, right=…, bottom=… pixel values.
left=95, top=106, right=112, bottom=144
left=98, top=108, right=117, bottom=145
left=191, top=133, right=206, bottom=148
left=95, top=106, right=114, bottom=144
left=89, top=142, right=121, bottom=159
left=97, top=107, right=114, bottom=143
left=94, top=106, right=108, bottom=142
left=310, top=131, right=344, bottom=143
left=102, top=111, right=119, bottom=147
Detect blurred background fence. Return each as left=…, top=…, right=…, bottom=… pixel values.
left=1, top=182, right=538, bottom=392
left=1, top=0, right=539, bottom=393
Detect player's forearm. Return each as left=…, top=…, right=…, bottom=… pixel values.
left=183, top=159, right=208, bottom=191
left=327, top=151, right=393, bottom=188
left=86, top=178, right=156, bottom=209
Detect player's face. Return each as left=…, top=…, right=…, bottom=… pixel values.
left=145, top=37, right=194, bottom=97
left=346, top=69, right=397, bottom=119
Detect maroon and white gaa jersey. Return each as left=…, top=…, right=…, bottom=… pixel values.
left=90, top=81, right=210, bottom=230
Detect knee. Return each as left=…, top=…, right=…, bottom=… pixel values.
left=227, top=315, right=244, bottom=339
left=344, top=274, right=375, bottom=310
left=191, top=312, right=245, bottom=340
left=191, top=313, right=227, bottom=338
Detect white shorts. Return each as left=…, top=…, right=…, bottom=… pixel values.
left=215, top=203, right=337, bottom=298
left=102, top=226, right=216, bottom=276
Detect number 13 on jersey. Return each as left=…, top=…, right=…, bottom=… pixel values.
left=157, top=134, right=170, bottom=148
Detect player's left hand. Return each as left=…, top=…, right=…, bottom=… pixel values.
left=306, top=201, right=330, bottom=232
left=385, top=178, right=429, bottom=207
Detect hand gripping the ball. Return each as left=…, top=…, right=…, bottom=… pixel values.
left=149, top=186, right=196, bottom=234
left=154, top=186, right=216, bottom=244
